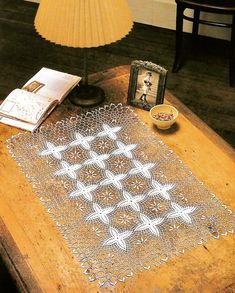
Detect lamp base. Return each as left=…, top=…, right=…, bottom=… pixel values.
left=69, top=84, right=105, bottom=106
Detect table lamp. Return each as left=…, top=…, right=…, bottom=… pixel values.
left=34, top=0, right=133, bottom=106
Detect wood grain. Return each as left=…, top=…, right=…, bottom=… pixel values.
left=1, top=0, right=235, bottom=147
left=0, top=66, right=234, bottom=293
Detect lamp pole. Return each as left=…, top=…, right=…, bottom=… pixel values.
left=83, top=48, right=88, bottom=86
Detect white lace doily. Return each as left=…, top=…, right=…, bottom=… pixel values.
left=7, top=104, right=235, bottom=287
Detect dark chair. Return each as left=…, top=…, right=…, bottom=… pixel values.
left=172, top=0, right=235, bottom=87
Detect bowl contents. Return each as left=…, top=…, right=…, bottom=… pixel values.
left=152, top=112, right=174, bottom=121
left=149, top=104, right=178, bottom=130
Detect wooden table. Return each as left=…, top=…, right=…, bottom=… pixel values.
left=0, top=66, right=234, bottom=293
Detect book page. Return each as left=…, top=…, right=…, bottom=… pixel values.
left=0, top=116, right=38, bottom=132
left=0, top=89, right=56, bottom=125
left=22, top=67, right=81, bottom=103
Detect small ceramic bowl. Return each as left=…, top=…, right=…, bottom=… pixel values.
left=149, top=104, right=178, bottom=130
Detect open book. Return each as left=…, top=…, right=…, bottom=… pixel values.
left=0, top=67, right=81, bottom=131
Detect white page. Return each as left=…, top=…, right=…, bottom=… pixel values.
left=23, top=67, right=81, bottom=102
left=0, top=116, right=37, bottom=132
left=0, top=89, right=55, bottom=124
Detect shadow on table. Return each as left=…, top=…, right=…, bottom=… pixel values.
left=154, top=122, right=180, bottom=135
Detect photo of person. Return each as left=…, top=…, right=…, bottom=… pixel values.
left=127, top=61, right=167, bottom=110
left=135, top=69, right=160, bottom=108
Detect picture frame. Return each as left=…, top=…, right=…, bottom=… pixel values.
left=127, top=60, right=168, bottom=110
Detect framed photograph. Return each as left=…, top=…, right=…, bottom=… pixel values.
left=127, top=60, right=168, bottom=110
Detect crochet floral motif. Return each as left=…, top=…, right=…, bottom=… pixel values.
left=129, top=160, right=155, bottom=178
left=70, top=132, right=95, bottom=150
left=98, top=124, right=122, bottom=140
left=54, top=160, right=82, bottom=179
left=103, top=227, right=132, bottom=251
left=7, top=104, right=235, bottom=287
left=147, top=181, right=174, bottom=200
left=84, top=151, right=110, bottom=169
left=69, top=181, right=98, bottom=201
left=86, top=203, right=115, bottom=224
left=117, top=191, right=145, bottom=212
left=112, top=141, right=137, bottom=158
left=40, top=141, right=67, bottom=160
left=167, top=202, right=197, bottom=224
left=100, top=170, right=127, bottom=190
left=134, top=214, right=164, bottom=236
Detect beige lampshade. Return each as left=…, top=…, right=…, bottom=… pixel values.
left=34, top=0, right=133, bottom=48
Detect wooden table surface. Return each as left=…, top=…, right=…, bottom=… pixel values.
left=0, top=65, right=234, bottom=293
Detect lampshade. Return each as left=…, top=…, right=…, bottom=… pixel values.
left=34, top=0, right=133, bottom=48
